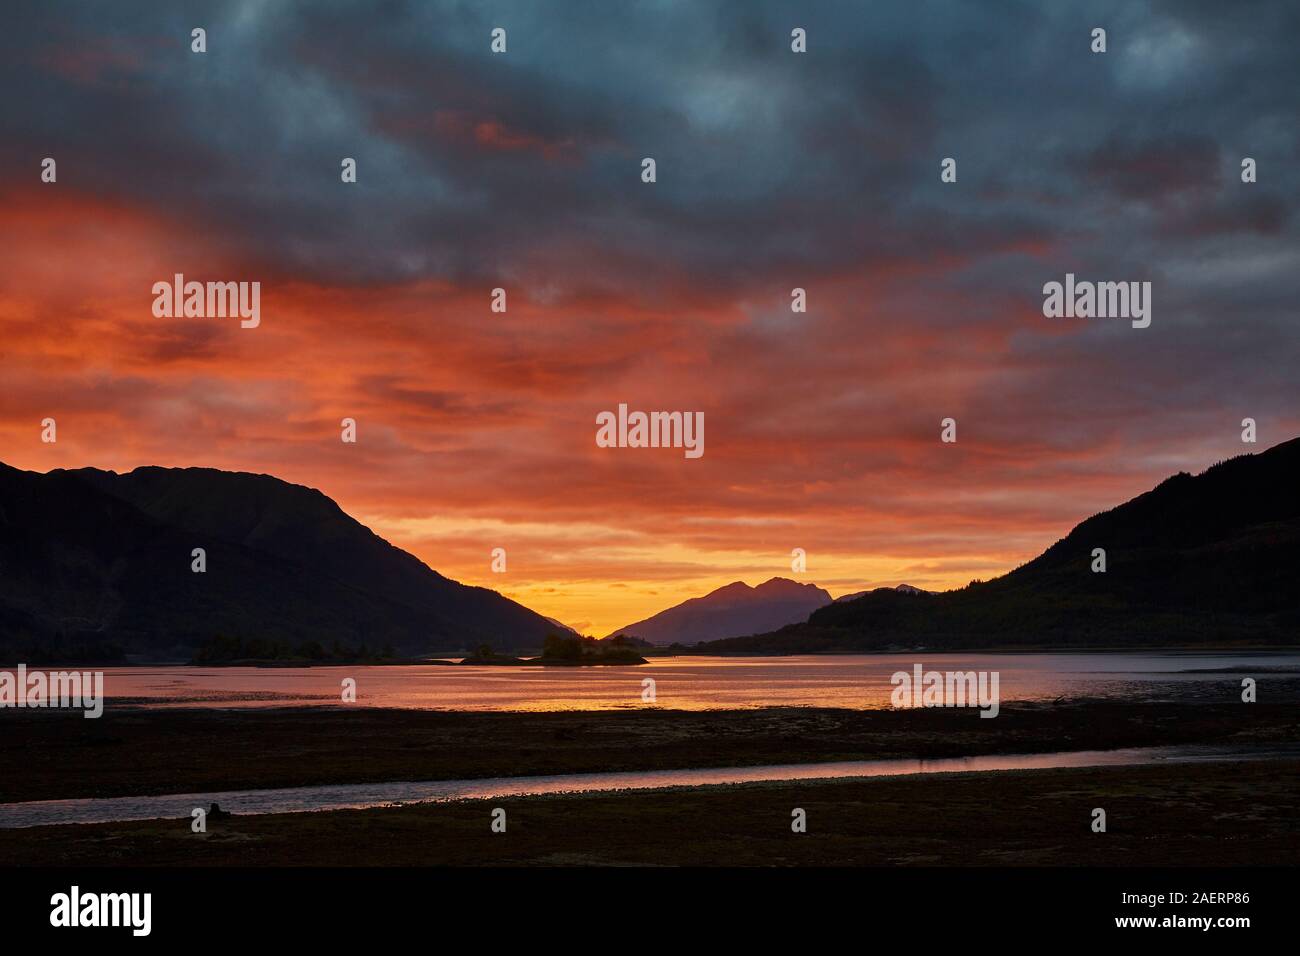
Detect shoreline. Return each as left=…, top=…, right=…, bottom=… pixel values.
left=5, top=758, right=1297, bottom=866
left=4, top=699, right=1297, bottom=805
left=6, top=644, right=1297, bottom=668
left=6, top=741, right=1297, bottom=830
left=6, top=695, right=1297, bottom=867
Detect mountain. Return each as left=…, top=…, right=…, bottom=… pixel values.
left=608, top=577, right=832, bottom=645
left=0, top=463, right=562, bottom=662
left=835, top=583, right=930, bottom=602
left=697, top=438, right=1300, bottom=653
left=544, top=617, right=581, bottom=635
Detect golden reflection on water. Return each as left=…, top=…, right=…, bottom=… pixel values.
left=53, top=651, right=1300, bottom=712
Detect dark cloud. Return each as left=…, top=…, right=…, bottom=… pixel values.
left=3, top=0, right=1296, bottom=303
left=2, top=0, right=1298, bottom=630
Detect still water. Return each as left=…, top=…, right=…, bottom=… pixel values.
left=2, top=742, right=1295, bottom=829
left=56, top=651, right=1300, bottom=711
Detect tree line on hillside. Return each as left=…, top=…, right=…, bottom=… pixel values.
left=192, top=634, right=398, bottom=664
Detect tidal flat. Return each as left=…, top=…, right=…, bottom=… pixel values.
left=3, top=759, right=1297, bottom=867
left=2, top=699, right=1298, bottom=803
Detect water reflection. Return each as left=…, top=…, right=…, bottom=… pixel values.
left=26, top=651, right=1299, bottom=712
left=3, top=742, right=1297, bottom=829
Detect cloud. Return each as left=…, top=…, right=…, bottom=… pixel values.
left=1, top=0, right=1297, bottom=633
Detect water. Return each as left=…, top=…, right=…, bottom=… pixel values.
left=27, top=651, right=1300, bottom=711
left=3, top=743, right=1295, bottom=829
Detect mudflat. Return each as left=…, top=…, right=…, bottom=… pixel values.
left=3, top=759, right=1297, bottom=866
left=2, top=700, right=1297, bottom=803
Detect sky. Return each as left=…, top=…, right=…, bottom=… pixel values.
left=1, top=0, right=1297, bottom=636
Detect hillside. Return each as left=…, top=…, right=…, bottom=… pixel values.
left=698, top=438, right=1300, bottom=652
left=0, top=463, right=559, bottom=662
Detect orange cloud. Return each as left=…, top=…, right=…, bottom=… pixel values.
left=2, top=186, right=1292, bottom=634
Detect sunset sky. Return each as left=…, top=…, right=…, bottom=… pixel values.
left=2, top=1, right=1297, bottom=636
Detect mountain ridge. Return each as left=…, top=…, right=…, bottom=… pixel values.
left=0, top=462, right=561, bottom=662
left=695, top=437, right=1300, bottom=653
left=607, top=576, right=832, bottom=645
left=835, top=583, right=931, bottom=602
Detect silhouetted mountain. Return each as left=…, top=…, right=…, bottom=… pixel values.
left=835, top=584, right=931, bottom=602
left=699, top=438, right=1300, bottom=653
left=0, top=463, right=561, bottom=662
left=608, top=577, right=832, bottom=645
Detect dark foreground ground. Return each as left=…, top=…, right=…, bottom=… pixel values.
left=3, top=701, right=1298, bottom=866
left=3, top=699, right=1299, bottom=803
left=3, top=759, right=1297, bottom=866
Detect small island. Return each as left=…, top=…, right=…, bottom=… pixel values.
left=461, top=633, right=648, bottom=666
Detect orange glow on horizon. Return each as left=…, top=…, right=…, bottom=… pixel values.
left=2, top=187, right=1287, bottom=637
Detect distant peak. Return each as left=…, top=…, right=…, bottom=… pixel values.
left=712, top=581, right=754, bottom=595
left=755, top=576, right=815, bottom=593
